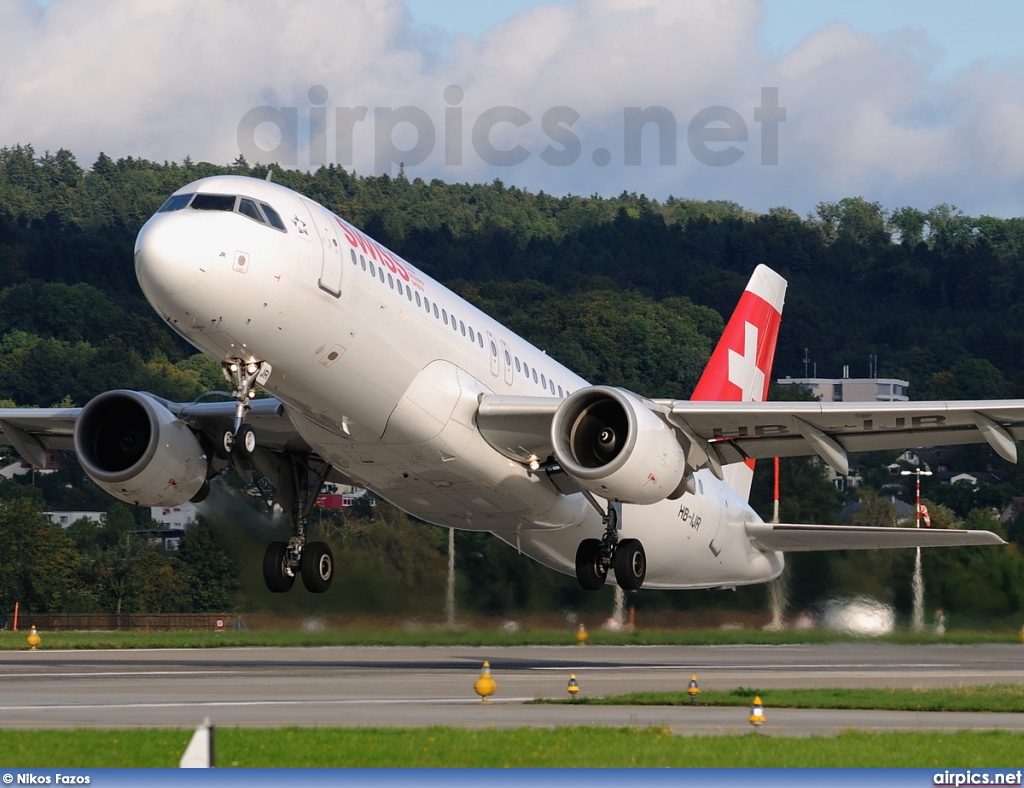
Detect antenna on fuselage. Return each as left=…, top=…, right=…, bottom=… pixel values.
left=265, top=168, right=273, bottom=183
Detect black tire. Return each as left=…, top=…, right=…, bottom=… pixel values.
left=575, top=538, right=607, bottom=591
left=614, top=538, right=646, bottom=590
left=234, top=424, right=257, bottom=459
left=263, top=541, right=294, bottom=593
left=301, top=541, right=334, bottom=593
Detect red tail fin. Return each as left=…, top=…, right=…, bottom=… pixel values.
left=691, top=265, right=787, bottom=500
left=692, top=265, right=786, bottom=403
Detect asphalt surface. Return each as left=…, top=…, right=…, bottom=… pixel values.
left=0, top=642, right=1021, bottom=734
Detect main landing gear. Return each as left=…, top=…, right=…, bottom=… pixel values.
left=574, top=498, right=647, bottom=592
left=258, top=451, right=335, bottom=594
left=219, top=358, right=335, bottom=595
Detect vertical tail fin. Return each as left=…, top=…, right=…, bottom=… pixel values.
left=691, top=265, right=787, bottom=499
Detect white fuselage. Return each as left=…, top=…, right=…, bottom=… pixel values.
left=134, top=175, right=782, bottom=590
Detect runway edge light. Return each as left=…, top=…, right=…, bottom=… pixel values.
left=567, top=673, right=579, bottom=701
left=474, top=661, right=497, bottom=703
left=26, top=625, right=40, bottom=650
left=576, top=623, right=588, bottom=646
left=749, top=696, right=766, bottom=729
left=687, top=674, right=700, bottom=703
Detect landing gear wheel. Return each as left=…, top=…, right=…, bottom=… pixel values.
left=235, top=424, right=257, bottom=459
left=614, top=538, right=646, bottom=590
left=575, top=538, right=608, bottom=591
left=217, top=430, right=234, bottom=460
left=263, top=541, right=295, bottom=593
left=301, top=541, right=334, bottom=593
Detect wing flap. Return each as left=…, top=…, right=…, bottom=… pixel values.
left=746, top=521, right=1006, bottom=552
left=476, top=395, right=561, bottom=464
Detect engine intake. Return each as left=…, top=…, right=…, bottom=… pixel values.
left=551, top=386, right=685, bottom=505
left=74, top=390, right=207, bottom=506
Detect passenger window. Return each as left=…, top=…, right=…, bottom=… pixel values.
left=158, top=193, right=192, bottom=212
left=433, top=304, right=439, bottom=319
left=261, top=203, right=287, bottom=231
left=504, top=350, right=511, bottom=366
left=360, top=255, right=366, bottom=271
left=524, top=363, right=530, bottom=378
left=238, top=199, right=265, bottom=224
left=490, top=341, right=498, bottom=357
left=460, top=321, right=465, bottom=336
left=532, top=370, right=538, bottom=383
left=558, top=385, right=563, bottom=397
left=515, top=358, right=521, bottom=373
left=191, top=194, right=236, bottom=211
left=478, top=334, right=484, bottom=348
left=378, top=268, right=385, bottom=283
left=387, top=273, right=394, bottom=288
left=369, top=261, right=376, bottom=277
left=407, top=286, right=413, bottom=301
left=415, top=292, right=422, bottom=307
left=350, top=249, right=357, bottom=265
left=541, top=373, right=547, bottom=388
left=549, top=380, right=555, bottom=394
left=442, top=309, right=448, bottom=324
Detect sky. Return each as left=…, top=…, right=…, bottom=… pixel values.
left=5, top=0, right=1024, bottom=217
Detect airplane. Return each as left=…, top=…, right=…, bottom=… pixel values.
left=0, top=174, right=1011, bottom=595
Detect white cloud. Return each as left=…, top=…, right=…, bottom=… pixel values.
left=2, top=0, right=1024, bottom=216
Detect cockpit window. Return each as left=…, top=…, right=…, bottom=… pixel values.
left=238, top=198, right=265, bottom=224
left=191, top=194, right=236, bottom=211
left=158, top=193, right=193, bottom=212
left=261, top=203, right=286, bottom=231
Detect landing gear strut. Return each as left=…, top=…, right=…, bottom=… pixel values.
left=257, top=452, right=334, bottom=594
left=219, top=358, right=271, bottom=460
left=574, top=496, right=646, bottom=591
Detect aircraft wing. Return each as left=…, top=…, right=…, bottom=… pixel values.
left=745, top=521, right=1006, bottom=551
left=661, top=399, right=1024, bottom=475
left=0, top=395, right=314, bottom=467
left=478, top=395, right=1024, bottom=476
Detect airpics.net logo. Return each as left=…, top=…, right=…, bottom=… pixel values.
left=236, top=85, right=785, bottom=175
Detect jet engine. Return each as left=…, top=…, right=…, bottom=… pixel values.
left=74, top=390, right=208, bottom=507
left=550, top=386, right=685, bottom=505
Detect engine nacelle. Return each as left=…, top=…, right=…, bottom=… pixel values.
left=74, top=390, right=208, bottom=507
left=550, top=386, right=685, bottom=505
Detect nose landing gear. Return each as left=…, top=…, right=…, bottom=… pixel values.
left=219, top=358, right=272, bottom=460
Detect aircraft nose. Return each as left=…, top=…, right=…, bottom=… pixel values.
left=134, top=215, right=207, bottom=300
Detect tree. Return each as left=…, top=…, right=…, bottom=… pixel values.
left=175, top=516, right=240, bottom=611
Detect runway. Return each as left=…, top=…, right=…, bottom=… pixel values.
left=0, top=643, right=1022, bottom=734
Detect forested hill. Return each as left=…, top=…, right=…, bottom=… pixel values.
left=2, top=143, right=1023, bottom=405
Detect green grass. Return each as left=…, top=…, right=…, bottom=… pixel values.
left=541, top=684, right=1024, bottom=713
left=1, top=727, right=1023, bottom=767
left=1, top=626, right=1021, bottom=650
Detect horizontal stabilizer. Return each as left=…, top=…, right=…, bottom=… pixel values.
left=746, top=521, right=1005, bottom=552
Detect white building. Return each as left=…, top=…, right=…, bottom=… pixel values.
left=777, top=375, right=909, bottom=402
left=43, top=511, right=103, bottom=527
left=151, top=502, right=199, bottom=529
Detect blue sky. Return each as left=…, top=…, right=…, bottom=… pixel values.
left=406, top=0, right=1024, bottom=80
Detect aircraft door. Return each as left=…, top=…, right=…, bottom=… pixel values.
left=485, top=331, right=500, bottom=377
left=500, top=340, right=514, bottom=386
left=302, top=201, right=343, bottom=297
